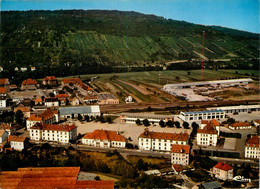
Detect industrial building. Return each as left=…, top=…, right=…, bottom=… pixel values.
left=163, top=78, right=253, bottom=91
left=207, top=104, right=260, bottom=113
left=179, top=110, right=225, bottom=122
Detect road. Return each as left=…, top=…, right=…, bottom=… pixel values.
left=209, top=156, right=259, bottom=166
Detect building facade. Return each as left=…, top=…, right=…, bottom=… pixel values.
left=21, top=79, right=38, bottom=90
left=207, top=104, right=260, bottom=114
left=120, top=113, right=174, bottom=124
left=43, top=76, right=58, bottom=86
left=45, top=97, right=59, bottom=107
left=212, top=162, right=233, bottom=181
left=171, top=144, right=190, bottom=165
left=179, top=110, right=225, bottom=122
left=138, top=129, right=189, bottom=152
left=8, top=135, right=27, bottom=151
left=82, top=129, right=126, bottom=148
left=59, top=105, right=100, bottom=119
left=229, top=122, right=252, bottom=130
left=30, top=123, right=77, bottom=144
left=196, top=120, right=219, bottom=147
left=245, top=135, right=259, bottom=159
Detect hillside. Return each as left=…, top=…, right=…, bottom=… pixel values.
left=0, top=10, right=259, bottom=75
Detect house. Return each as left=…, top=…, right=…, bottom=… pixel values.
left=201, top=181, right=221, bottom=189
left=59, top=105, right=100, bottom=119
left=196, top=119, right=219, bottom=147
left=84, top=95, right=99, bottom=104
left=9, top=84, right=17, bottom=91
left=82, top=129, right=127, bottom=148
left=30, top=123, right=77, bottom=144
left=20, top=67, right=28, bottom=72
left=0, top=123, right=16, bottom=135
left=245, top=135, right=259, bottom=159
left=0, top=66, right=3, bottom=72
left=56, top=94, right=69, bottom=106
left=14, top=104, right=31, bottom=118
left=34, top=98, right=43, bottom=105
left=0, top=78, right=10, bottom=92
left=253, top=120, right=260, bottom=127
left=69, top=97, right=80, bottom=106
left=14, top=67, right=19, bottom=71
left=138, top=129, right=189, bottom=152
left=30, top=66, right=36, bottom=71
left=171, top=144, right=190, bottom=165
left=43, top=76, right=58, bottom=86
left=21, top=78, right=38, bottom=90
left=44, top=97, right=59, bottom=107
left=0, top=87, right=7, bottom=96
left=0, top=96, right=7, bottom=108
left=0, top=167, right=114, bottom=189
left=0, top=129, right=8, bottom=143
left=212, top=162, right=233, bottom=181
left=125, top=95, right=133, bottom=103
left=172, top=164, right=183, bottom=175
left=62, top=78, right=82, bottom=86
left=8, top=135, right=28, bottom=151
left=26, top=109, right=59, bottom=130
left=98, top=93, right=119, bottom=104
left=229, top=122, right=252, bottom=130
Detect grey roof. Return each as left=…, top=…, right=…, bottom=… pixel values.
left=59, top=105, right=100, bottom=115
left=181, top=110, right=223, bottom=115
left=202, top=181, right=221, bottom=189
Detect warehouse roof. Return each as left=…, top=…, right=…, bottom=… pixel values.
left=181, top=110, right=223, bottom=115
left=207, top=104, right=260, bottom=111
left=59, top=105, right=100, bottom=115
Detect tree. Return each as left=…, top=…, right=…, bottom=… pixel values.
left=191, top=122, right=199, bottom=138
left=183, top=122, right=189, bottom=129
left=175, top=76, right=180, bottom=80
left=84, top=115, right=90, bottom=122
left=227, top=118, right=235, bottom=124
left=166, top=120, right=174, bottom=127
left=174, top=121, right=180, bottom=128
left=142, top=119, right=150, bottom=127
left=14, top=110, right=24, bottom=125
left=94, top=176, right=101, bottom=180
left=136, top=119, right=141, bottom=125
left=78, top=114, right=83, bottom=121
left=147, top=106, right=152, bottom=112
left=99, top=116, right=105, bottom=123
left=72, top=113, right=74, bottom=119
left=107, top=117, right=112, bottom=124
left=159, top=120, right=165, bottom=127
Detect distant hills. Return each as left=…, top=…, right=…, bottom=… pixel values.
left=0, top=10, right=259, bottom=73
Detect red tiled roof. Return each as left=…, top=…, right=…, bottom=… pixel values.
left=8, top=135, right=26, bottom=142
left=31, top=123, right=77, bottom=132
left=15, top=104, right=30, bottom=112
left=171, top=144, right=190, bottom=154
left=0, top=167, right=114, bottom=189
left=83, top=129, right=126, bottom=142
left=230, top=122, right=251, bottom=127
left=44, top=76, right=56, bottom=81
left=198, top=120, right=218, bottom=134
left=255, top=120, right=260, bottom=124
left=246, top=135, right=259, bottom=147
left=0, top=123, right=13, bottom=130
left=214, top=162, right=233, bottom=171
left=22, top=79, right=38, bottom=85
left=84, top=95, right=99, bottom=100
left=35, top=98, right=42, bottom=102
left=0, top=78, right=9, bottom=85
left=56, top=94, right=69, bottom=98
left=0, top=87, right=6, bottom=94
left=172, top=164, right=183, bottom=172
left=139, top=129, right=189, bottom=141
left=62, top=78, right=82, bottom=84
left=27, top=114, right=42, bottom=121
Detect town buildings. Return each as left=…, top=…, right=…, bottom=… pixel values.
left=171, top=144, right=190, bottom=165
left=196, top=120, right=219, bottom=147
left=8, top=135, right=28, bottom=151
left=212, top=162, right=233, bottom=181
left=245, top=135, right=259, bottom=159
left=59, top=105, right=100, bottom=119
left=21, top=79, right=38, bottom=90
left=29, top=123, right=77, bottom=144
left=98, top=93, right=119, bottom=104
left=43, top=76, right=58, bottom=86
left=138, top=129, right=189, bottom=151
left=82, top=129, right=127, bottom=148
left=228, top=122, right=252, bottom=130
left=179, top=110, right=225, bottom=122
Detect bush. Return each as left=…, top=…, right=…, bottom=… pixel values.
left=174, top=121, right=181, bottom=128
left=136, top=119, right=141, bottom=125
left=183, top=122, right=189, bottom=129
left=143, top=119, right=150, bottom=127
left=159, top=120, right=165, bottom=127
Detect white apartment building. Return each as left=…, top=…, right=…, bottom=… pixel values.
left=196, top=120, right=219, bottom=147
left=179, top=110, right=225, bottom=122
left=138, top=129, right=189, bottom=152
left=245, top=135, right=259, bottom=159
left=82, top=129, right=126, bottom=148
left=30, top=123, right=77, bottom=144
left=171, top=144, right=190, bottom=166
left=8, top=135, right=27, bottom=151
left=212, top=162, right=233, bottom=181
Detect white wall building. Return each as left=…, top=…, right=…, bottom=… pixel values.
left=179, top=110, right=225, bottom=122
left=245, top=135, right=259, bottom=159
left=138, top=129, right=189, bottom=152
left=59, top=105, right=100, bottom=119
left=120, top=113, right=174, bottom=124
left=30, top=123, right=77, bottom=144
left=196, top=120, right=219, bottom=147
left=8, top=135, right=27, bottom=151
left=82, top=129, right=126, bottom=148
left=171, top=144, right=190, bottom=166
left=45, top=98, right=59, bottom=107
left=228, top=122, right=252, bottom=130
left=212, top=162, right=233, bottom=181
left=0, top=97, right=7, bottom=108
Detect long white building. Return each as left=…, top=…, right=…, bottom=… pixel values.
left=245, top=135, right=259, bottom=159
left=59, top=105, right=100, bottom=119
left=171, top=144, right=190, bottom=166
left=138, top=129, right=189, bottom=152
left=120, top=113, right=174, bottom=124
left=207, top=104, right=260, bottom=113
left=82, top=129, right=126, bottom=148
left=163, top=78, right=253, bottom=91
left=30, top=123, right=77, bottom=144
left=179, top=110, right=225, bottom=122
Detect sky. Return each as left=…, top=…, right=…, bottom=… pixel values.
left=1, top=0, right=259, bottom=33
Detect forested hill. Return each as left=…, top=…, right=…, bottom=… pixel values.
left=1, top=10, right=259, bottom=75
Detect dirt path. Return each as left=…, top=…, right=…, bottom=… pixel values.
left=119, top=80, right=152, bottom=95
